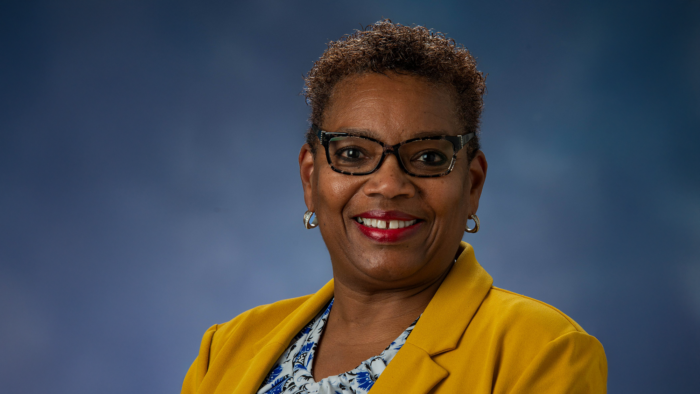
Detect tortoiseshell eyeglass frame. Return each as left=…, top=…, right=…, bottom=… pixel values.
left=312, top=124, right=475, bottom=178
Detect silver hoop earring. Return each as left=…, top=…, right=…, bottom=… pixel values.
left=465, top=214, right=480, bottom=233
left=303, top=210, right=318, bottom=229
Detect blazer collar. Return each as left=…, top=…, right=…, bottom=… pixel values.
left=406, top=241, right=494, bottom=356
left=369, top=241, right=493, bottom=393
left=253, top=279, right=335, bottom=353
left=229, top=282, right=335, bottom=394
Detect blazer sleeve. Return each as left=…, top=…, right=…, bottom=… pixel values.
left=508, top=331, right=608, bottom=394
left=181, top=324, right=219, bottom=394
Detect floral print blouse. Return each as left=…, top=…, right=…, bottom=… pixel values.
left=256, top=299, right=417, bottom=394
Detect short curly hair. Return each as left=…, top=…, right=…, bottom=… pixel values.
left=303, top=19, right=486, bottom=160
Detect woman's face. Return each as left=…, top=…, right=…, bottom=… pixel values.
left=299, top=72, right=487, bottom=292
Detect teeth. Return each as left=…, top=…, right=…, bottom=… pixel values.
left=356, top=218, right=418, bottom=229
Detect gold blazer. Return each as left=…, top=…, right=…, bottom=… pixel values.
left=182, top=242, right=607, bottom=393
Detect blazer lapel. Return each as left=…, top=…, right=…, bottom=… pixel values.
left=370, top=342, right=448, bottom=394
left=370, top=241, right=493, bottom=394
left=408, top=241, right=493, bottom=355
left=225, top=342, right=287, bottom=394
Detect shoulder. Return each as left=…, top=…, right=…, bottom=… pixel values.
left=207, top=294, right=314, bottom=356
left=182, top=295, right=314, bottom=393
left=481, top=287, right=606, bottom=375
left=460, top=287, right=606, bottom=392
left=481, top=286, right=587, bottom=336
left=468, top=286, right=604, bottom=365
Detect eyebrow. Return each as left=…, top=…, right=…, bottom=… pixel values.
left=334, top=127, right=454, bottom=140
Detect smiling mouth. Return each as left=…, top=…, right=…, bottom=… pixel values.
left=352, top=215, right=423, bottom=243
left=354, top=217, right=419, bottom=229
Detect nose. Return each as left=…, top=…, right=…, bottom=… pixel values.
left=362, top=152, right=416, bottom=199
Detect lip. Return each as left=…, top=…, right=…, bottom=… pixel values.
left=352, top=210, right=423, bottom=243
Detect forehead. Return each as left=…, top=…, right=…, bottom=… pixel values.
left=323, top=73, right=461, bottom=143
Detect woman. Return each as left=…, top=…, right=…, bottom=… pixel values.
left=182, top=20, right=607, bottom=394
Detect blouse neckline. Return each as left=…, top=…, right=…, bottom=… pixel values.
left=257, top=298, right=418, bottom=394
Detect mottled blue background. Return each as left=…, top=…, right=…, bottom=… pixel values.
left=1, top=0, right=699, bottom=393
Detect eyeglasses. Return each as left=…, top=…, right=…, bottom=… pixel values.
left=313, top=124, right=474, bottom=178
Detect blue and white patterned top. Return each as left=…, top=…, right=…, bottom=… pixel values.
left=256, top=299, right=417, bottom=394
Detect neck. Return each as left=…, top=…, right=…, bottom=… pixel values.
left=330, top=261, right=453, bottom=328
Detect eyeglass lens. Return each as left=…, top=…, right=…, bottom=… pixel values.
left=328, top=136, right=455, bottom=176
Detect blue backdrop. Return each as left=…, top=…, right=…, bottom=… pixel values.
left=1, top=1, right=698, bottom=392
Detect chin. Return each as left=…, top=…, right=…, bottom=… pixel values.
left=355, top=254, right=428, bottom=284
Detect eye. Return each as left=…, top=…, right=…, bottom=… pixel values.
left=336, top=147, right=366, bottom=161
left=414, top=150, right=447, bottom=165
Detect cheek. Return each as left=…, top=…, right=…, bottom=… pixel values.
left=315, top=167, right=363, bottom=214
left=423, top=176, right=470, bottom=220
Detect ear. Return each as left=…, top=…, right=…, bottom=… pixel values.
left=467, top=150, right=488, bottom=214
left=299, top=144, right=316, bottom=212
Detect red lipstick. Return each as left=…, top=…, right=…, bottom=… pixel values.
left=353, top=210, right=423, bottom=243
